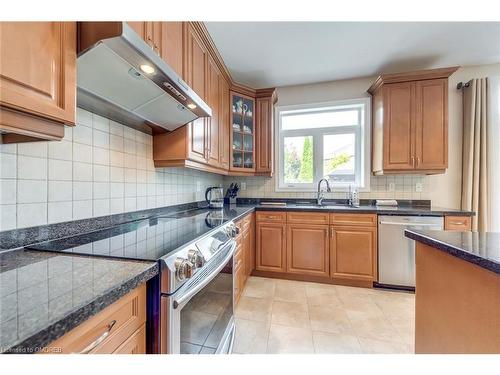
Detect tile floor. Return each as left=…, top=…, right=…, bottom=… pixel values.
left=233, top=276, right=415, bottom=354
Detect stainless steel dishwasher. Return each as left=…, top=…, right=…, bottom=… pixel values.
left=378, top=215, right=443, bottom=289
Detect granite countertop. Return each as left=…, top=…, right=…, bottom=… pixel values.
left=0, top=249, right=158, bottom=353
left=405, top=229, right=500, bottom=275
left=249, top=203, right=474, bottom=217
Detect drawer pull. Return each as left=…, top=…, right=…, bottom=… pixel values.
left=78, top=320, right=116, bottom=354
left=449, top=221, right=466, bottom=225
left=266, top=216, right=278, bottom=219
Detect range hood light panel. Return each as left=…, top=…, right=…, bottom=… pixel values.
left=187, top=103, right=197, bottom=110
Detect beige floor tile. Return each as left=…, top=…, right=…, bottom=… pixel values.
left=387, top=316, right=415, bottom=346
left=267, top=324, right=314, bottom=353
left=305, top=285, right=343, bottom=307
left=233, top=318, right=269, bottom=354
left=312, top=331, right=362, bottom=354
left=242, top=276, right=276, bottom=299
left=348, top=315, right=404, bottom=342
left=273, top=279, right=308, bottom=304
left=235, top=296, right=272, bottom=323
left=358, top=337, right=413, bottom=354
left=342, top=298, right=385, bottom=319
left=309, top=305, right=353, bottom=334
left=271, top=300, right=310, bottom=328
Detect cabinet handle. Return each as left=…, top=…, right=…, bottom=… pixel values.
left=78, top=320, right=116, bottom=354
left=416, top=156, right=420, bottom=166
left=449, top=221, right=465, bottom=225
left=330, top=227, right=335, bottom=238
left=411, top=156, right=415, bottom=166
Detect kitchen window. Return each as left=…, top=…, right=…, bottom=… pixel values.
left=276, top=98, right=370, bottom=191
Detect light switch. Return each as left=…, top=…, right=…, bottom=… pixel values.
left=415, top=182, right=423, bottom=192
left=241, top=182, right=246, bottom=191
left=388, top=182, right=395, bottom=192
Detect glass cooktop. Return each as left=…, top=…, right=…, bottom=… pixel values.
left=26, top=209, right=233, bottom=261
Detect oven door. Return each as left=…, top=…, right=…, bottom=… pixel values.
left=161, top=241, right=236, bottom=354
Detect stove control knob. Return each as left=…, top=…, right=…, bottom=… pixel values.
left=174, top=257, right=194, bottom=281
left=226, top=224, right=240, bottom=238
left=187, top=249, right=206, bottom=268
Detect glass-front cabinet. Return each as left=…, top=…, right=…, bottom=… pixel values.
left=230, top=92, right=255, bottom=172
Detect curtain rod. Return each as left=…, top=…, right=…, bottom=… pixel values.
left=456, top=80, right=472, bottom=90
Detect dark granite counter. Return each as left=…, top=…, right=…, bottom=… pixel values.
left=0, top=249, right=158, bottom=353
left=0, top=200, right=473, bottom=251
left=405, top=229, right=500, bottom=275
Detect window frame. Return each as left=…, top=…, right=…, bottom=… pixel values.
left=275, top=98, right=371, bottom=192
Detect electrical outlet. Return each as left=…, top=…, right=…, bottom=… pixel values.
left=388, top=182, right=395, bottom=192
left=241, top=182, right=246, bottom=191
left=196, top=181, right=201, bottom=193
left=415, top=182, right=423, bottom=192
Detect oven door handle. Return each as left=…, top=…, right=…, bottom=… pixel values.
left=173, top=242, right=235, bottom=309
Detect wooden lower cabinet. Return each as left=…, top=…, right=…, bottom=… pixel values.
left=286, top=224, right=329, bottom=277
left=113, top=324, right=146, bottom=354
left=234, top=213, right=255, bottom=304
left=256, top=222, right=287, bottom=273
left=42, top=284, right=146, bottom=354
left=444, top=215, right=472, bottom=231
left=330, top=225, right=377, bottom=282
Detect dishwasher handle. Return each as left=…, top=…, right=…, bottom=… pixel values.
left=379, top=221, right=441, bottom=227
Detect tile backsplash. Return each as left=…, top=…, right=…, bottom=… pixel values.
left=223, top=174, right=428, bottom=201
left=0, top=108, right=223, bottom=231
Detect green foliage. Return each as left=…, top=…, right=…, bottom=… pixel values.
left=325, top=153, right=352, bottom=174
left=299, top=137, right=313, bottom=182
left=284, top=143, right=301, bottom=182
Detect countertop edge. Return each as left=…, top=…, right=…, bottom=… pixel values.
left=4, top=262, right=159, bottom=354
left=251, top=205, right=474, bottom=216
left=404, top=230, right=500, bottom=275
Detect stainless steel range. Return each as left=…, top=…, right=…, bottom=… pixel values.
left=160, top=220, right=238, bottom=354
left=27, top=208, right=240, bottom=354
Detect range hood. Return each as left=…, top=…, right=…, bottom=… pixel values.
left=77, top=22, right=211, bottom=134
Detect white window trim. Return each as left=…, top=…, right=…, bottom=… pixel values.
left=275, top=98, right=371, bottom=193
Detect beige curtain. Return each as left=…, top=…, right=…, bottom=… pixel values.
left=461, top=78, right=489, bottom=232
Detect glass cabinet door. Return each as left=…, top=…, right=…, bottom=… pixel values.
left=231, top=93, right=255, bottom=171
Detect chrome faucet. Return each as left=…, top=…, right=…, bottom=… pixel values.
left=317, top=178, right=331, bottom=206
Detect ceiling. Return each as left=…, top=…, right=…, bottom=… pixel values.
left=204, top=22, right=500, bottom=88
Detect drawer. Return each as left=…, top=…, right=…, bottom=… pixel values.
left=330, top=213, right=377, bottom=227
left=235, top=244, right=244, bottom=267
left=112, top=324, right=146, bottom=354
left=287, top=211, right=329, bottom=225
left=43, top=284, right=146, bottom=354
left=256, top=211, right=287, bottom=222
left=444, top=216, right=472, bottom=231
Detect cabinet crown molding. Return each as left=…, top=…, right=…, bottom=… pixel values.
left=367, top=66, right=459, bottom=94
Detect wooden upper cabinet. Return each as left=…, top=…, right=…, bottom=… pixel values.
left=151, top=22, right=276, bottom=177
left=0, top=22, right=76, bottom=142
left=383, top=82, right=414, bottom=171
left=207, top=56, right=220, bottom=167
left=127, top=21, right=161, bottom=55
left=219, top=76, right=230, bottom=170
left=127, top=21, right=148, bottom=41
left=330, top=225, right=377, bottom=282
left=256, top=222, right=286, bottom=273
left=414, top=79, right=448, bottom=171
left=185, top=24, right=208, bottom=163
left=286, top=224, right=329, bottom=277
left=255, top=90, right=276, bottom=175
left=160, top=22, right=184, bottom=78
left=369, top=67, right=457, bottom=175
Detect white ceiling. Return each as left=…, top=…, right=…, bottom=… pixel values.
left=204, top=22, right=500, bottom=88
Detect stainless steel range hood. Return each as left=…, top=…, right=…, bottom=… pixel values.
left=77, top=22, right=211, bottom=134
